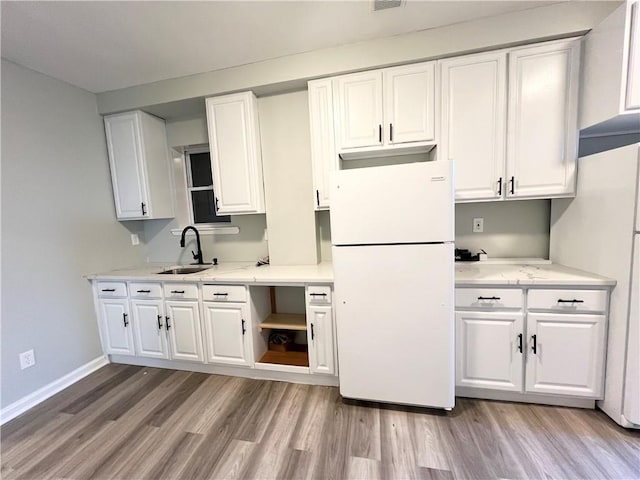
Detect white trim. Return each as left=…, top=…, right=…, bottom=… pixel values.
left=170, top=226, right=239, bottom=236
left=456, top=386, right=596, bottom=409
left=0, top=356, right=109, bottom=425
left=109, top=354, right=339, bottom=387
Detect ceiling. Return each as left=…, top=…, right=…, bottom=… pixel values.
left=1, top=0, right=564, bottom=94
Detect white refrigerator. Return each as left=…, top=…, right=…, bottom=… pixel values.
left=330, top=161, right=455, bottom=409
left=550, top=142, right=639, bottom=428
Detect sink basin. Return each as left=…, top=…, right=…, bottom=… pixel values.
left=158, top=266, right=211, bottom=275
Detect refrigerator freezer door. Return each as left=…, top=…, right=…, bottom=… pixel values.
left=624, top=234, right=640, bottom=425
left=333, top=243, right=455, bottom=408
left=330, top=161, right=454, bottom=245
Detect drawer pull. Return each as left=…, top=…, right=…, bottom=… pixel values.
left=517, top=333, right=523, bottom=353
left=137, top=289, right=151, bottom=293
left=477, top=296, right=501, bottom=301
left=213, top=293, right=229, bottom=296
left=557, top=299, right=584, bottom=303
left=170, top=290, right=185, bottom=294
left=309, top=293, right=327, bottom=297
left=531, top=334, right=537, bottom=354
left=101, top=288, right=116, bottom=292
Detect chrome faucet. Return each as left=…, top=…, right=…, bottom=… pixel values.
left=179, top=226, right=204, bottom=265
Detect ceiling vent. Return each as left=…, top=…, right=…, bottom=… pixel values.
left=372, top=0, right=404, bottom=12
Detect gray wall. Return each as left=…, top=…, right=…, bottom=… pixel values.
left=455, top=200, right=551, bottom=258
left=1, top=60, right=147, bottom=409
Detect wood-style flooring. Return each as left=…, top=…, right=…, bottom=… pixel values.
left=1, top=364, right=639, bottom=479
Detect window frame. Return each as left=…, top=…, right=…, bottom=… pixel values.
left=183, top=146, right=231, bottom=227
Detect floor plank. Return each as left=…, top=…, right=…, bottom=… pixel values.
left=2, top=365, right=639, bottom=480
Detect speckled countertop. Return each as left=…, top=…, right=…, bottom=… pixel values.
left=87, top=260, right=614, bottom=287
left=86, top=262, right=334, bottom=284
left=455, top=262, right=615, bottom=287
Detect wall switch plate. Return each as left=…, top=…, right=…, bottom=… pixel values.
left=19, top=349, right=36, bottom=370
left=131, top=234, right=140, bottom=245
left=473, top=218, right=484, bottom=233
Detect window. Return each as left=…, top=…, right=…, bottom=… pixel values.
left=184, top=147, right=231, bottom=225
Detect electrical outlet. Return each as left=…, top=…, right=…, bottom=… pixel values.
left=473, top=218, right=484, bottom=233
left=19, top=349, right=36, bottom=370
left=130, top=234, right=140, bottom=245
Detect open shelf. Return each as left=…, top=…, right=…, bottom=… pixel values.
left=259, top=344, right=309, bottom=367
left=259, top=313, right=306, bottom=331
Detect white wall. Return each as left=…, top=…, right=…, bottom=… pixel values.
left=0, top=60, right=147, bottom=409
left=455, top=200, right=551, bottom=258
left=258, top=91, right=317, bottom=265
left=96, top=2, right=617, bottom=115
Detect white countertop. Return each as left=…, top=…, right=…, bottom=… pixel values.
left=88, top=260, right=614, bottom=287
left=455, top=262, right=615, bottom=287
left=86, top=262, right=334, bottom=284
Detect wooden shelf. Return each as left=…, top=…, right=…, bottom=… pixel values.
left=259, top=344, right=309, bottom=367
left=260, top=313, right=306, bottom=331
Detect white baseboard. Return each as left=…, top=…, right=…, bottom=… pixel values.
left=0, top=355, right=109, bottom=425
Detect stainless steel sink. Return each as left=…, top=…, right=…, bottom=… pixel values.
left=158, top=266, right=211, bottom=275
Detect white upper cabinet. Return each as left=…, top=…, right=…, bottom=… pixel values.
left=581, top=1, right=640, bottom=128
left=506, top=39, right=580, bottom=199
left=383, top=63, right=436, bottom=145
left=440, top=51, right=507, bottom=202
left=308, top=79, right=336, bottom=210
left=205, top=92, right=265, bottom=215
left=104, top=111, right=174, bottom=220
left=334, top=62, right=436, bottom=152
left=334, top=71, right=383, bottom=149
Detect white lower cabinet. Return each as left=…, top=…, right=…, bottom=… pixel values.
left=131, top=299, right=168, bottom=359
left=99, top=298, right=135, bottom=355
left=455, top=287, right=608, bottom=402
left=203, top=302, right=252, bottom=366
left=165, top=301, right=204, bottom=362
left=306, top=305, right=335, bottom=375
left=525, top=313, right=606, bottom=398
left=456, top=311, right=523, bottom=392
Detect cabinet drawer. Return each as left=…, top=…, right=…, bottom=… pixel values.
left=455, top=288, right=523, bottom=309
left=96, top=281, right=127, bottom=298
left=202, top=284, right=246, bottom=303
left=163, top=283, right=199, bottom=300
left=129, top=282, right=163, bottom=299
left=307, top=285, right=332, bottom=305
left=527, top=289, right=608, bottom=313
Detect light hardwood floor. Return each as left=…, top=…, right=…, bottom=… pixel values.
left=1, top=364, right=639, bottom=479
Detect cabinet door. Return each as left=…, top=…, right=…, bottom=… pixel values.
left=165, top=301, right=204, bottom=362
left=383, top=62, right=436, bottom=144
left=506, top=39, right=580, bottom=199
left=456, top=311, right=524, bottom=392
left=440, top=52, right=507, bottom=202
left=525, top=313, right=606, bottom=398
left=205, top=92, right=265, bottom=215
left=98, top=298, right=134, bottom=355
left=308, top=79, right=336, bottom=210
left=334, top=71, right=383, bottom=149
left=202, top=303, right=251, bottom=366
left=104, top=112, right=149, bottom=219
left=307, top=305, right=335, bottom=375
left=131, top=300, right=168, bottom=359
